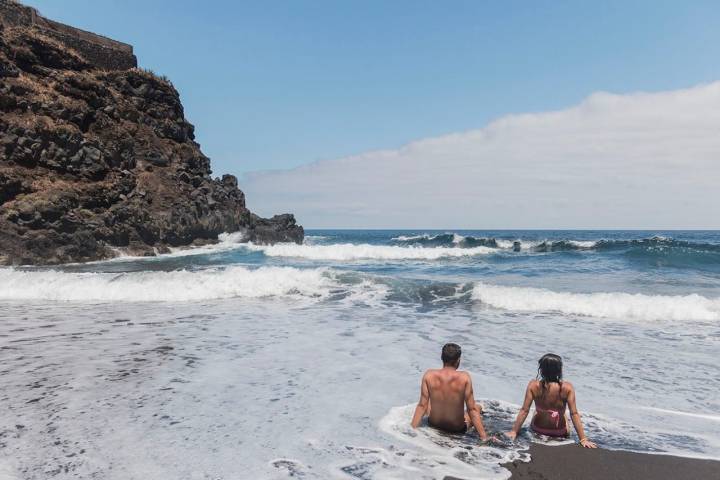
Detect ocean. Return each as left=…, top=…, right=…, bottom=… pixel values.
left=1, top=230, right=719, bottom=479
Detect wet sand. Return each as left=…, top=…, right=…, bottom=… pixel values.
left=499, top=443, right=720, bottom=480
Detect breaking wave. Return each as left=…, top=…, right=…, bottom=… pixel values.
left=97, top=232, right=249, bottom=264
left=98, top=233, right=720, bottom=273
left=0, top=266, right=344, bottom=303
left=472, top=283, right=720, bottom=321
left=244, top=242, right=497, bottom=260
left=392, top=233, right=720, bottom=252
left=391, top=232, right=598, bottom=250
left=3, top=264, right=718, bottom=322
left=392, top=233, right=502, bottom=249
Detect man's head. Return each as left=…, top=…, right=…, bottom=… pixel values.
left=441, top=343, right=462, bottom=368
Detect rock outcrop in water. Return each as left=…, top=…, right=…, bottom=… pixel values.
left=0, top=0, right=303, bottom=265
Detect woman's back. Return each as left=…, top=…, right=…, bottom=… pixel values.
left=530, top=379, right=572, bottom=435
left=532, top=380, right=569, bottom=411
left=508, top=353, right=597, bottom=447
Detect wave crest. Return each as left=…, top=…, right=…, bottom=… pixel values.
left=0, top=266, right=338, bottom=302
left=472, top=283, right=720, bottom=321
left=391, top=233, right=720, bottom=256
left=392, top=233, right=501, bottom=248
left=246, top=243, right=496, bottom=260
left=3, top=265, right=718, bottom=322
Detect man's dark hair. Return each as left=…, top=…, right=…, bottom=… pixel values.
left=441, top=343, right=462, bottom=365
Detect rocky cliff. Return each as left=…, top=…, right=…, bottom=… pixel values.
left=0, top=2, right=303, bottom=265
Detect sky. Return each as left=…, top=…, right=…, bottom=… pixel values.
left=23, top=0, right=720, bottom=228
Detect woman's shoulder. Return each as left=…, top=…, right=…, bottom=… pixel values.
left=527, top=379, right=541, bottom=391
left=561, top=380, right=575, bottom=394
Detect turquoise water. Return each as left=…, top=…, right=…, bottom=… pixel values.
left=0, top=230, right=718, bottom=479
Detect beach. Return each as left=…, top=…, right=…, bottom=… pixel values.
left=0, top=230, right=718, bottom=478
left=502, top=444, right=720, bottom=480
left=2, top=0, right=719, bottom=477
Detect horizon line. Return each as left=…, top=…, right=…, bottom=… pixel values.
left=301, top=227, right=720, bottom=231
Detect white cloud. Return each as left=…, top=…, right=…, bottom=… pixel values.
left=240, top=82, right=720, bottom=229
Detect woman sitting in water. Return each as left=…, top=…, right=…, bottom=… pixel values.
left=507, top=353, right=597, bottom=448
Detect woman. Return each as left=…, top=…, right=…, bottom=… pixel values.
left=507, top=353, right=597, bottom=448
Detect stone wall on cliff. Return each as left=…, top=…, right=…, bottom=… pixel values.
left=0, top=2, right=302, bottom=265
left=0, top=0, right=137, bottom=70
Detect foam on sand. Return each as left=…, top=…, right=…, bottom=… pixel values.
left=378, top=400, right=719, bottom=478
left=245, top=242, right=496, bottom=260
left=378, top=402, right=530, bottom=479
left=472, top=283, right=720, bottom=321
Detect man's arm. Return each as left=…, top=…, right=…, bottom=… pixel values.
left=411, top=372, right=430, bottom=428
left=464, top=373, right=489, bottom=441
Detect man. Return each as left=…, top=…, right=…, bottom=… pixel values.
left=411, top=343, right=489, bottom=441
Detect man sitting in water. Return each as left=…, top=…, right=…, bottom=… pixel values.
left=411, top=343, right=489, bottom=441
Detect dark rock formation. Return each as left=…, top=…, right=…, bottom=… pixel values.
left=0, top=5, right=302, bottom=265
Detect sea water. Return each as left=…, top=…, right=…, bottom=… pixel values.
left=0, top=230, right=718, bottom=479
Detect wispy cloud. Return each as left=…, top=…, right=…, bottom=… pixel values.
left=240, top=83, right=720, bottom=229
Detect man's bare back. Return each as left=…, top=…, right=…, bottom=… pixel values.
left=425, top=368, right=475, bottom=431
left=411, top=344, right=488, bottom=441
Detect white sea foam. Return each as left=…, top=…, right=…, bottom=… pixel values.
left=85, top=232, right=249, bottom=265
left=498, top=239, right=542, bottom=250
left=0, top=462, right=20, bottom=480
left=246, top=242, right=496, bottom=260
left=494, top=239, right=515, bottom=249
left=303, top=235, right=329, bottom=245
left=0, top=266, right=341, bottom=303
left=391, top=234, right=598, bottom=251
left=164, top=231, right=247, bottom=257
left=391, top=233, right=470, bottom=245
left=567, top=240, right=598, bottom=248
left=640, top=407, right=720, bottom=423
left=495, top=239, right=597, bottom=250
left=391, top=234, right=433, bottom=242
left=378, top=402, right=529, bottom=479
left=472, top=283, right=720, bottom=321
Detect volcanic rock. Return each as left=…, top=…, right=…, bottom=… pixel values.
left=0, top=1, right=303, bottom=265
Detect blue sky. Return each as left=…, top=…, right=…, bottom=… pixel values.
left=23, top=0, right=720, bottom=176
left=22, top=1, right=720, bottom=228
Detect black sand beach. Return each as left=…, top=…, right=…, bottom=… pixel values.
left=499, top=443, right=720, bottom=480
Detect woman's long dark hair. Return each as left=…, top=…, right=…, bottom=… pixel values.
left=537, top=353, right=563, bottom=395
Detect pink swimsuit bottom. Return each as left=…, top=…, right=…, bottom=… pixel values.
left=531, top=406, right=568, bottom=437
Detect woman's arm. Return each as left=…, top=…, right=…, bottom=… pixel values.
left=507, top=381, right=534, bottom=440
left=565, top=383, right=597, bottom=448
